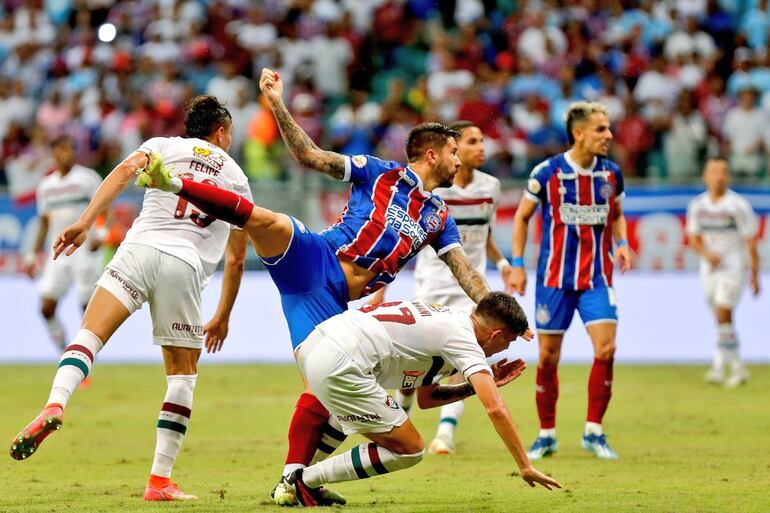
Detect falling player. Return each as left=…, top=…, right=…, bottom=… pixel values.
left=284, top=293, right=560, bottom=506
left=11, top=96, right=251, bottom=501
left=511, top=102, right=631, bottom=460
left=372, top=120, right=516, bottom=454
left=23, top=135, right=103, bottom=353
left=135, top=68, right=522, bottom=505
left=686, top=157, right=760, bottom=387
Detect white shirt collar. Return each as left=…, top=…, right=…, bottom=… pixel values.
left=564, top=150, right=597, bottom=175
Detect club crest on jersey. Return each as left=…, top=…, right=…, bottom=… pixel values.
left=401, top=370, right=425, bottom=389
left=599, top=181, right=614, bottom=200
left=536, top=304, right=551, bottom=325
left=385, top=395, right=401, bottom=409
left=424, top=211, right=442, bottom=232
left=351, top=155, right=368, bottom=168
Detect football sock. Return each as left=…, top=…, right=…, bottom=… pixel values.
left=717, top=323, right=739, bottom=368
left=584, top=421, right=603, bottom=436
left=302, top=443, right=424, bottom=487
left=436, top=399, right=464, bottom=440
left=395, top=389, right=414, bottom=414
left=176, top=178, right=253, bottom=227
left=539, top=428, right=556, bottom=438
left=150, top=374, right=196, bottom=478
left=44, top=317, right=67, bottom=350
left=535, top=363, right=558, bottom=429
left=587, top=357, right=613, bottom=424
left=311, top=416, right=347, bottom=464
left=283, top=392, right=329, bottom=476
left=46, top=329, right=103, bottom=408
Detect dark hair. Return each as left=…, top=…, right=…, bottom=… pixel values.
left=448, top=120, right=478, bottom=134
left=184, top=95, right=232, bottom=139
left=51, top=134, right=74, bottom=148
left=475, top=292, right=529, bottom=336
left=404, top=122, right=460, bottom=162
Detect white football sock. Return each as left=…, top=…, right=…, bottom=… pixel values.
left=46, top=329, right=103, bottom=407
left=539, top=428, right=556, bottom=438
left=150, top=374, right=196, bottom=478
left=44, top=317, right=67, bottom=350
left=396, top=390, right=414, bottom=414
left=584, top=421, right=603, bottom=436
left=311, top=416, right=347, bottom=464
left=717, top=323, right=739, bottom=368
left=436, top=399, right=464, bottom=440
left=302, top=443, right=424, bottom=487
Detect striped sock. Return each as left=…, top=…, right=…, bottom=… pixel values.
left=46, top=329, right=103, bottom=407
left=436, top=399, right=464, bottom=440
left=302, top=443, right=424, bottom=488
left=311, top=416, right=347, bottom=464
left=150, top=374, right=196, bottom=478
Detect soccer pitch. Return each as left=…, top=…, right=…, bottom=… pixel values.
left=1, top=364, right=768, bottom=512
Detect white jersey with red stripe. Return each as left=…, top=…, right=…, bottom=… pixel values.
left=414, top=170, right=500, bottom=309
left=524, top=151, right=625, bottom=290
left=37, top=165, right=102, bottom=249
left=313, top=300, right=493, bottom=390
left=686, top=189, right=758, bottom=273
left=321, top=155, right=462, bottom=296
left=121, top=137, right=252, bottom=280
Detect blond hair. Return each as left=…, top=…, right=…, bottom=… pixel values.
left=564, top=101, right=609, bottom=144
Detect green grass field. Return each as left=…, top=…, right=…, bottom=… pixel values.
left=1, top=364, right=768, bottom=512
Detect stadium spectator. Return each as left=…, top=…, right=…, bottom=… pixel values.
left=664, top=90, right=708, bottom=179
left=723, top=86, right=765, bottom=176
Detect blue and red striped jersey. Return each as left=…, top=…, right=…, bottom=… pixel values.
left=321, top=154, right=461, bottom=296
left=524, top=152, right=625, bottom=290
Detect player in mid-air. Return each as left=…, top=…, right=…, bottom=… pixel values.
left=371, top=120, right=516, bottom=455
left=282, top=293, right=560, bottom=505
left=686, top=157, right=760, bottom=387
left=10, top=96, right=251, bottom=501
left=23, top=135, right=103, bottom=354
left=137, top=68, right=517, bottom=505
left=511, top=102, right=631, bottom=460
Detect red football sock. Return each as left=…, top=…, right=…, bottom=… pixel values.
left=177, top=178, right=253, bottom=227
left=535, top=363, right=559, bottom=429
left=285, top=393, right=330, bottom=466
left=587, top=357, right=614, bottom=424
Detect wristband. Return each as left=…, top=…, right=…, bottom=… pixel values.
left=495, top=258, right=511, bottom=272
left=511, top=256, right=525, bottom=268
left=617, top=239, right=628, bottom=248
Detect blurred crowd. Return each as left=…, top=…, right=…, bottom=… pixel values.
left=2, top=0, right=770, bottom=198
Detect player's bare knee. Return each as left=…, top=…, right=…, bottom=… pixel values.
left=539, top=350, right=561, bottom=367
left=595, top=342, right=616, bottom=360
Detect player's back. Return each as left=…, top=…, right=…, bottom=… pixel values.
left=37, top=164, right=102, bottom=247
left=414, top=170, right=500, bottom=303
left=686, top=190, right=757, bottom=271
left=315, top=300, right=489, bottom=390
left=123, top=136, right=252, bottom=278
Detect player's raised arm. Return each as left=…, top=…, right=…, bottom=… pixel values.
left=439, top=246, right=491, bottom=304
left=259, top=68, right=346, bottom=180
left=53, top=150, right=149, bottom=259
left=468, top=370, right=561, bottom=490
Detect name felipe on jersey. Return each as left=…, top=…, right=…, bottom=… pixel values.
left=559, top=203, right=610, bottom=225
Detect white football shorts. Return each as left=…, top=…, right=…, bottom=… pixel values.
left=700, top=267, right=746, bottom=309
left=297, top=329, right=408, bottom=436
left=96, top=243, right=204, bottom=348
left=39, top=249, right=102, bottom=305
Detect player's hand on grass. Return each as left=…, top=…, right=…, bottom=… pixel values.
left=613, top=244, right=632, bottom=273
left=204, top=316, right=229, bottom=353
left=259, top=68, right=284, bottom=105
left=510, top=266, right=527, bottom=296
left=491, top=358, right=526, bottom=387
left=519, top=466, right=561, bottom=490
left=53, top=221, right=88, bottom=259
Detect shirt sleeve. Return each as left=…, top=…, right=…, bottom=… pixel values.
left=138, top=137, right=166, bottom=156
left=736, top=197, right=759, bottom=239
left=524, top=159, right=550, bottom=204
left=343, top=154, right=401, bottom=184
left=430, top=214, right=462, bottom=257
left=685, top=199, right=701, bottom=235
left=440, top=319, right=493, bottom=381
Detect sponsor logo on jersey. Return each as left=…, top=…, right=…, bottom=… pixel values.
left=386, top=204, right=428, bottom=249
left=401, top=370, right=425, bottom=389
left=385, top=395, right=401, bottom=409
left=193, top=146, right=211, bottom=156
left=337, top=413, right=382, bottom=424
left=424, top=211, right=442, bottom=232
left=351, top=155, right=368, bottom=168
left=106, top=269, right=140, bottom=300
left=295, top=218, right=307, bottom=233
left=171, top=322, right=204, bottom=336
left=536, top=303, right=551, bottom=325
left=193, top=146, right=226, bottom=170
left=399, top=169, right=416, bottom=187
left=599, top=181, right=614, bottom=200
left=558, top=203, right=609, bottom=225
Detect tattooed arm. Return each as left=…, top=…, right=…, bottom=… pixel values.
left=259, top=68, right=346, bottom=179
left=417, top=382, right=475, bottom=409
left=439, top=247, right=491, bottom=303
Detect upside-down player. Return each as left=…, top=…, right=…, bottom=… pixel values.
left=286, top=293, right=560, bottom=506
left=136, top=68, right=520, bottom=505
left=11, top=96, right=251, bottom=501
left=511, top=101, right=631, bottom=460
